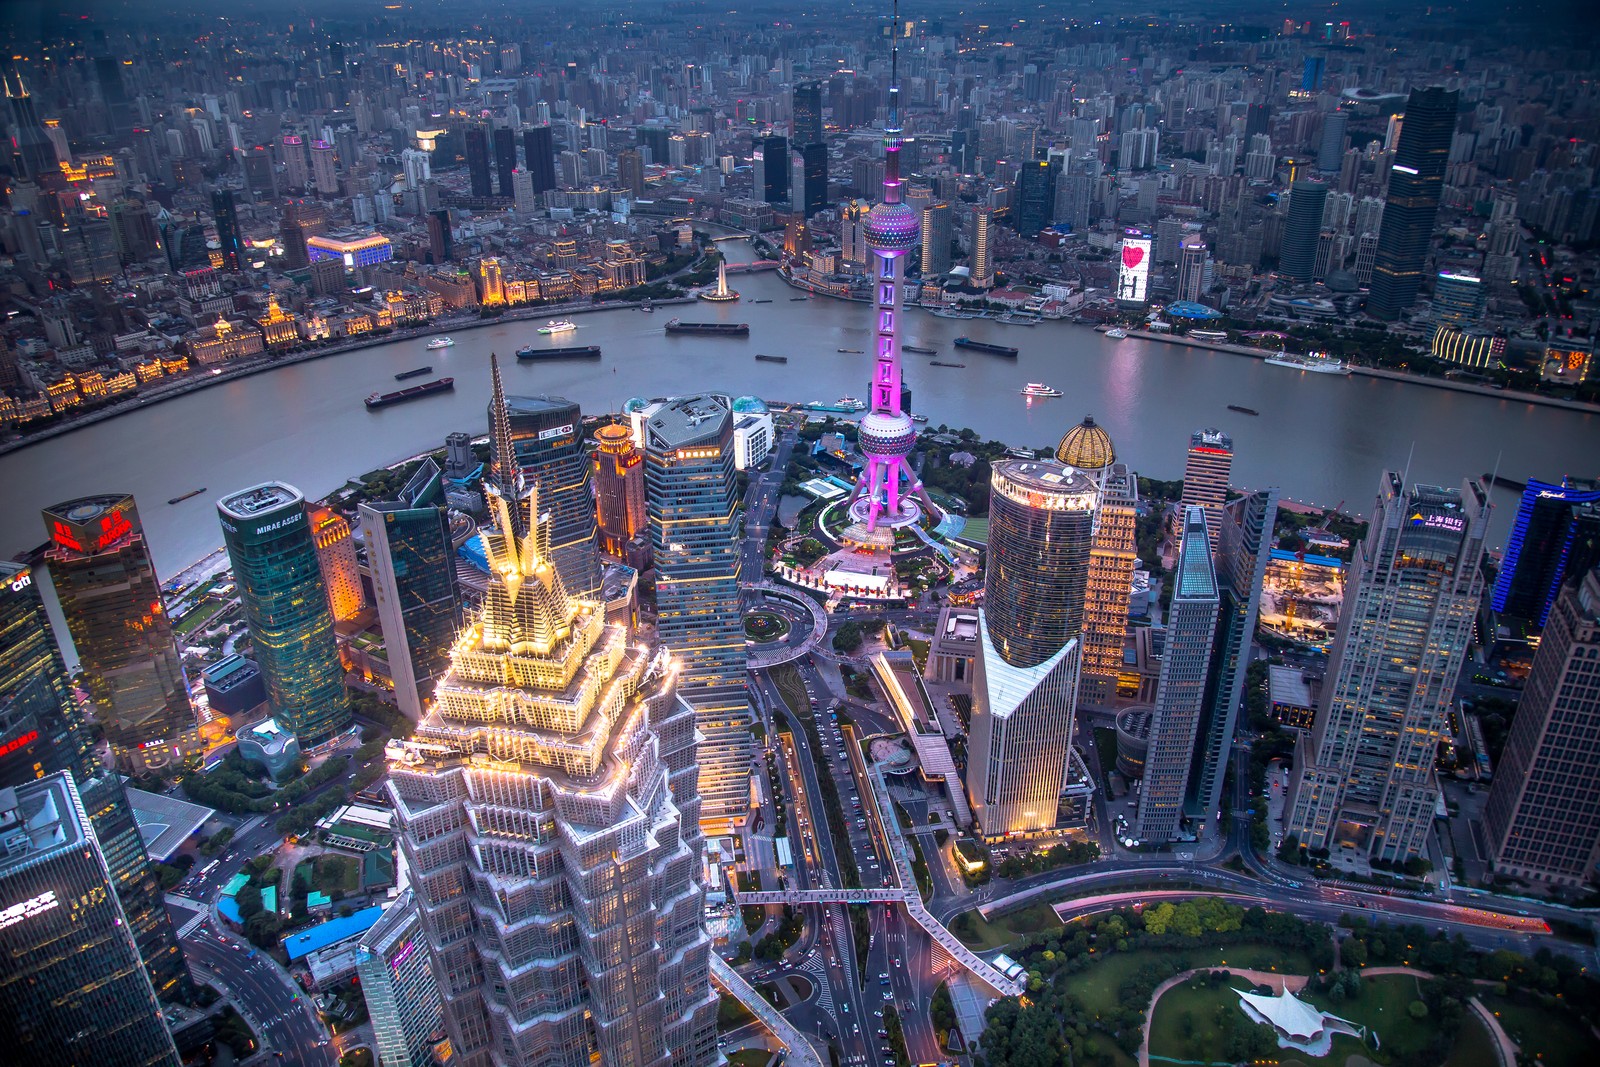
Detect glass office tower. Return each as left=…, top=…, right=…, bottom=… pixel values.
left=495, top=393, right=601, bottom=599
left=1367, top=86, right=1459, bottom=320
left=965, top=460, right=1099, bottom=836
left=0, top=773, right=181, bottom=1067
left=359, top=459, right=462, bottom=720
left=1490, top=478, right=1600, bottom=627
left=642, top=394, right=752, bottom=831
left=0, top=561, right=187, bottom=1000
left=42, top=494, right=196, bottom=772
left=388, top=474, right=718, bottom=1066
left=218, top=483, right=350, bottom=745
left=357, top=891, right=444, bottom=1067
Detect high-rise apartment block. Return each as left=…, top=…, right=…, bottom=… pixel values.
left=1180, top=428, right=1233, bottom=553
left=0, top=773, right=181, bottom=1067
left=388, top=477, right=717, bottom=1066
left=42, top=495, right=196, bottom=772
left=920, top=201, right=953, bottom=275
left=1287, top=474, right=1489, bottom=865
left=356, top=891, right=445, bottom=1067
left=358, top=459, right=461, bottom=721
left=1135, top=507, right=1221, bottom=843
left=1483, top=566, right=1600, bottom=887
left=966, top=460, right=1098, bottom=836
left=642, top=394, right=752, bottom=831
left=1368, top=87, right=1459, bottom=320
left=968, top=205, right=995, bottom=288
left=0, top=561, right=188, bottom=1001
left=219, top=483, right=350, bottom=745
left=309, top=505, right=366, bottom=623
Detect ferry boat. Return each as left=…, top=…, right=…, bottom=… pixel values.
left=639, top=304, right=654, bottom=313
left=167, top=488, right=207, bottom=505
left=755, top=354, right=789, bottom=364
left=538, top=320, right=578, bottom=335
left=835, top=397, right=867, bottom=412
left=365, top=377, right=455, bottom=409
left=664, top=318, right=750, bottom=336
left=425, top=336, right=455, bottom=350
left=516, top=345, right=601, bottom=360
left=1264, top=351, right=1350, bottom=375
left=910, top=413, right=929, bottom=423
left=903, top=344, right=937, bottom=355
left=395, top=366, right=433, bottom=381
left=1190, top=329, right=1229, bottom=343
left=1104, top=327, right=1129, bottom=340
left=1021, top=383, right=1063, bottom=398
left=953, top=337, right=1019, bottom=357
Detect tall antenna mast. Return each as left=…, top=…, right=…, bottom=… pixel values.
left=883, top=0, right=903, bottom=206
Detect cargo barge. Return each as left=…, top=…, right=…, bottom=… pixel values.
left=365, top=377, right=454, bottom=409
left=664, top=319, right=749, bottom=336
left=516, top=345, right=602, bottom=360
left=953, top=337, right=1019, bottom=356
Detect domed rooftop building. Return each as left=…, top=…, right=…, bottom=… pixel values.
left=621, top=396, right=652, bottom=415
left=1056, top=415, right=1116, bottom=473
left=731, top=395, right=769, bottom=415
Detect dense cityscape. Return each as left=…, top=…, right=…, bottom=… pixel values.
left=0, top=2, right=1597, bottom=1067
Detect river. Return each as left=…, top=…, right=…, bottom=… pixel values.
left=3, top=238, right=1596, bottom=577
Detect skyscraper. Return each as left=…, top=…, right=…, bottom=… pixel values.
left=966, top=460, right=1099, bottom=836
left=1367, top=87, right=1459, bottom=320
left=464, top=125, right=493, bottom=198
left=212, top=188, right=242, bottom=271
left=387, top=470, right=718, bottom=1066
left=308, top=505, right=366, bottom=623
left=755, top=134, right=789, bottom=204
left=493, top=125, right=516, bottom=197
left=311, top=139, right=339, bottom=196
left=1286, top=474, right=1489, bottom=865
left=1279, top=180, right=1328, bottom=282
left=1482, top=566, right=1600, bottom=887
left=1057, top=417, right=1139, bottom=707
left=0, top=773, right=181, bottom=1067
left=1185, top=489, right=1279, bottom=822
left=642, top=394, right=752, bottom=830
left=523, top=126, right=557, bottom=194
left=1134, top=507, right=1221, bottom=843
left=1180, top=428, right=1233, bottom=554
left=1317, top=110, right=1348, bottom=173
left=218, top=483, right=350, bottom=745
left=793, top=82, right=823, bottom=145
left=359, top=460, right=462, bottom=721
left=3, top=66, right=53, bottom=180
left=1490, top=478, right=1600, bottom=627
left=969, top=205, right=995, bottom=287
left=592, top=422, right=648, bottom=564
left=41, top=495, right=196, bottom=772
left=1013, top=159, right=1059, bottom=238
left=617, top=147, right=646, bottom=197
left=793, top=141, right=828, bottom=216
left=356, top=892, right=444, bottom=1067
left=491, top=385, right=602, bottom=600
left=425, top=209, right=452, bottom=264
left=919, top=201, right=953, bottom=275
left=1431, top=270, right=1487, bottom=326
left=1176, top=235, right=1209, bottom=303
left=0, top=562, right=188, bottom=1002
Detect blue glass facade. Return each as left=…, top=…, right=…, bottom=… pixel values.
left=1492, top=479, right=1600, bottom=626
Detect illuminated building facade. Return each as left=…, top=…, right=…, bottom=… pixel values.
left=494, top=388, right=602, bottom=600
left=357, top=892, right=445, bottom=1067
left=218, top=483, right=350, bottom=745
left=1430, top=326, right=1505, bottom=368
left=969, top=205, right=995, bottom=288
left=306, top=232, right=394, bottom=269
left=1117, top=230, right=1151, bottom=303
left=477, top=256, right=506, bottom=305
left=592, top=422, right=649, bottom=565
left=1287, top=474, right=1489, bottom=864
left=359, top=460, right=461, bottom=721
left=187, top=316, right=265, bottom=365
left=1491, top=478, right=1600, bottom=627
left=1135, top=507, right=1220, bottom=843
left=308, top=505, right=366, bottom=623
left=0, top=773, right=180, bottom=1067
left=642, top=394, right=752, bottom=830
left=1368, top=87, right=1459, bottom=320
left=41, top=495, right=196, bottom=772
left=1431, top=271, right=1486, bottom=325
left=387, top=470, right=718, bottom=1067
left=966, top=460, right=1098, bottom=836
left=1180, top=428, right=1233, bottom=554
left=0, top=562, right=187, bottom=1001
left=1057, top=416, right=1138, bottom=706
left=1483, top=566, right=1600, bottom=887
left=255, top=295, right=299, bottom=348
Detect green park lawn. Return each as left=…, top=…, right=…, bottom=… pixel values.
left=951, top=901, right=1063, bottom=953
left=1067, top=944, right=1319, bottom=1018
left=1479, top=993, right=1596, bottom=1067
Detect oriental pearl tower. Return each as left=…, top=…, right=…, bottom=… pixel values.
left=844, top=0, right=941, bottom=538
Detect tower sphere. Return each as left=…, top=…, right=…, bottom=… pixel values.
left=864, top=201, right=919, bottom=255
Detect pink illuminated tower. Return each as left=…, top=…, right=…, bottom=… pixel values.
left=845, top=0, right=940, bottom=534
